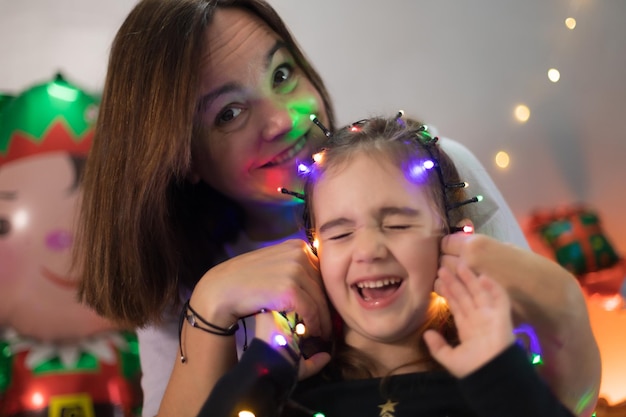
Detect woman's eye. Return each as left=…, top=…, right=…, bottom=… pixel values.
left=272, top=63, right=294, bottom=88
left=216, top=107, right=243, bottom=125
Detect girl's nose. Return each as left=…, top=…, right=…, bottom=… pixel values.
left=353, top=228, right=388, bottom=263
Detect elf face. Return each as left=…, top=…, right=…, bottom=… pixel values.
left=0, top=152, right=114, bottom=341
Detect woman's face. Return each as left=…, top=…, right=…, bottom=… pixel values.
left=192, top=7, right=328, bottom=210
left=313, top=153, right=442, bottom=347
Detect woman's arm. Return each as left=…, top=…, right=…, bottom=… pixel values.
left=438, top=137, right=600, bottom=416
left=157, top=240, right=331, bottom=417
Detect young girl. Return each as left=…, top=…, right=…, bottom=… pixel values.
left=198, top=115, right=578, bottom=417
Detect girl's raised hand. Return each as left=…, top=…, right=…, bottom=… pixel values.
left=423, top=263, right=515, bottom=378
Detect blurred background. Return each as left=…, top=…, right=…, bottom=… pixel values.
left=1, top=0, right=625, bottom=409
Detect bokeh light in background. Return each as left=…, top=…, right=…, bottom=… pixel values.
left=565, top=17, right=577, bottom=29
left=495, top=151, right=511, bottom=169
left=514, top=104, right=531, bottom=123
left=548, top=68, right=561, bottom=83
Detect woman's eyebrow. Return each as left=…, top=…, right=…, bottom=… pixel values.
left=264, top=40, right=288, bottom=67
left=198, top=82, right=242, bottom=110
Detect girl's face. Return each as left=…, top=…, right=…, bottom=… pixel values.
left=313, top=153, right=442, bottom=348
left=191, top=7, right=328, bottom=210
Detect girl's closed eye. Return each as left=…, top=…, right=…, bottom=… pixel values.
left=383, top=224, right=412, bottom=230
left=328, top=231, right=353, bottom=241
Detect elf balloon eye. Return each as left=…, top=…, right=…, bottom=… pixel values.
left=0, top=218, right=10, bottom=236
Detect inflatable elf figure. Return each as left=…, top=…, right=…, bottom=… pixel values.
left=0, top=93, right=13, bottom=114
left=0, top=74, right=143, bottom=417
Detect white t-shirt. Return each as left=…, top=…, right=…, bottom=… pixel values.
left=137, top=136, right=528, bottom=417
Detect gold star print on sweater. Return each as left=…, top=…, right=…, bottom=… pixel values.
left=378, top=399, right=399, bottom=417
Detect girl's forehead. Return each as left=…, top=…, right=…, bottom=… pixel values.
left=310, top=151, right=439, bottom=213
left=313, top=154, right=419, bottom=203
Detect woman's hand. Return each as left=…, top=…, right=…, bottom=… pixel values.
left=255, top=311, right=331, bottom=379
left=191, top=239, right=332, bottom=341
left=160, top=239, right=331, bottom=417
left=424, top=264, right=515, bottom=378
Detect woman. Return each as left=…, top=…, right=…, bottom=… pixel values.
left=74, top=1, right=600, bottom=416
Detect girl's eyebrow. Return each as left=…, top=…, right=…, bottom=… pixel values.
left=379, top=206, right=420, bottom=218
left=318, top=217, right=353, bottom=234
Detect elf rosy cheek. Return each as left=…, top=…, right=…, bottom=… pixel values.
left=45, top=229, right=72, bottom=251
left=41, top=229, right=77, bottom=288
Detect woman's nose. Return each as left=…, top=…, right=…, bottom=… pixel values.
left=353, top=228, right=388, bottom=263
left=259, top=98, right=295, bottom=142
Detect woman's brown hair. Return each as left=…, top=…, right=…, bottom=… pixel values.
left=74, top=0, right=336, bottom=327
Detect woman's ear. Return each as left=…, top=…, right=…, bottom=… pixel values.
left=452, top=218, right=475, bottom=234
left=187, top=170, right=201, bottom=184
left=186, top=160, right=201, bottom=184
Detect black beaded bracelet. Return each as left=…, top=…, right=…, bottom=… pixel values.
left=184, top=300, right=240, bottom=336
left=177, top=299, right=240, bottom=363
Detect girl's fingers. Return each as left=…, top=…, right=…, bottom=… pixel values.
left=436, top=267, right=472, bottom=317
left=423, top=329, right=452, bottom=362
left=455, top=263, right=493, bottom=309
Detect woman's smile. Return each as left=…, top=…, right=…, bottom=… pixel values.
left=259, top=133, right=310, bottom=168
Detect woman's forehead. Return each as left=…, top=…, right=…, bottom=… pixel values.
left=199, top=8, right=281, bottom=89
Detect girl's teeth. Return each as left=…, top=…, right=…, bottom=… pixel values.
left=356, top=278, right=401, bottom=289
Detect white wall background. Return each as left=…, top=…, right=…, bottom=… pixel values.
left=1, top=0, right=624, bottom=253
left=1, top=0, right=626, bottom=402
